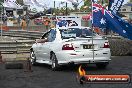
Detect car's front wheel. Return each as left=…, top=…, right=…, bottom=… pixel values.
left=51, top=53, right=59, bottom=71
left=30, top=50, right=37, bottom=65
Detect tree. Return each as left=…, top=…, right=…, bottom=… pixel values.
left=80, top=0, right=109, bottom=12
left=16, top=0, right=24, bottom=5
left=71, top=0, right=83, bottom=11
left=53, top=6, right=74, bottom=15
left=80, top=0, right=91, bottom=12
left=0, top=0, right=4, bottom=14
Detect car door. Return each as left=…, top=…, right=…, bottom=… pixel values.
left=35, top=31, right=50, bottom=61
left=41, top=29, right=56, bottom=61
left=34, top=39, right=43, bottom=60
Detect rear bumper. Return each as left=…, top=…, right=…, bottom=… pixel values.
left=58, top=60, right=111, bottom=65
left=57, top=58, right=111, bottom=65
left=55, top=50, right=111, bottom=65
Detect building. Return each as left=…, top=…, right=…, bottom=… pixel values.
left=119, top=3, right=132, bottom=20
left=5, top=5, right=29, bottom=18
left=0, top=4, right=30, bottom=26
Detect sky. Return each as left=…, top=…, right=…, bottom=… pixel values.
left=29, top=0, right=84, bottom=12
left=29, top=0, right=130, bottom=12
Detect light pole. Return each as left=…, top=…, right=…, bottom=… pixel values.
left=0, top=3, right=3, bottom=40
left=65, top=2, right=67, bottom=16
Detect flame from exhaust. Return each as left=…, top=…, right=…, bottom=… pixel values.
left=78, top=65, right=86, bottom=76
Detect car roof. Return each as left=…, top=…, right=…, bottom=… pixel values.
left=51, top=26, right=91, bottom=30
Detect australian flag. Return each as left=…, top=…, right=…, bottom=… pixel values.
left=93, top=3, right=107, bottom=28
left=92, top=3, right=132, bottom=40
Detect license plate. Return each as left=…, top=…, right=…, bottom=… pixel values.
left=83, top=44, right=94, bottom=49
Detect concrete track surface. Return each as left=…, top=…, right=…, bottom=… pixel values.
left=0, top=56, right=132, bottom=88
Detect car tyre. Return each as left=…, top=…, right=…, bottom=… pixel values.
left=96, top=63, right=109, bottom=69
left=30, top=50, right=37, bottom=66
left=51, top=53, right=59, bottom=71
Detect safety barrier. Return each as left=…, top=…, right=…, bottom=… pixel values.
left=6, top=25, right=47, bottom=32
left=0, top=29, right=131, bottom=56
left=0, top=30, right=44, bottom=40
left=0, top=40, right=34, bottom=54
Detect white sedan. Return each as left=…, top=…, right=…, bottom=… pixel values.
left=30, top=27, right=111, bottom=70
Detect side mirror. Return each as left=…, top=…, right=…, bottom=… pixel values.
left=35, top=38, right=48, bottom=43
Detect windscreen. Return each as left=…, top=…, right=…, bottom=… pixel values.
left=60, top=28, right=96, bottom=39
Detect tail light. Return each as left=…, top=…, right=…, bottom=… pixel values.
left=62, top=44, right=74, bottom=50
left=103, top=42, right=110, bottom=48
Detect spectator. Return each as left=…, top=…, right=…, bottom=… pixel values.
left=25, top=15, right=30, bottom=27
left=17, top=15, right=22, bottom=26
left=2, top=13, right=7, bottom=25
left=43, top=17, right=50, bottom=30
left=21, top=18, right=27, bottom=30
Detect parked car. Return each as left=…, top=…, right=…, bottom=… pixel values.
left=30, top=27, right=111, bottom=70
left=34, top=18, right=43, bottom=25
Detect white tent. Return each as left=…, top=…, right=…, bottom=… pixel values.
left=3, top=0, right=23, bottom=9
left=23, top=0, right=47, bottom=8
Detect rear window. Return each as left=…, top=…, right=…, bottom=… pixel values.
left=60, top=28, right=96, bottom=39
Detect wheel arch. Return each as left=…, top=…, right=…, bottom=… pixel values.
left=30, top=48, right=33, bottom=51
left=50, top=51, right=54, bottom=60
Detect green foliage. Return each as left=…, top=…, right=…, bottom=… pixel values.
left=54, top=7, right=74, bottom=15
left=80, top=0, right=109, bottom=12
left=80, top=0, right=91, bottom=12
left=16, top=0, right=24, bottom=5
left=0, top=0, right=4, bottom=13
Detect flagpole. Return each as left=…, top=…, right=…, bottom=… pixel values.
left=54, top=1, right=56, bottom=27
left=91, top=0, right=94, bottom=61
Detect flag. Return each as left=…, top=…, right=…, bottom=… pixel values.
left=109, top=13, right=132, bottom=39
left=108, top=0, right=124, bottom=14
left=92, top=3, right=132, bottom=40
left=108, top=0, right=114, bottom=10
left=93, top=3, right=107, bottom=28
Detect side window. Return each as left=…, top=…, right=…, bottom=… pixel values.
left=47, top=29, right=56, bottom=42
left=41, top=31, right=50, bottom=39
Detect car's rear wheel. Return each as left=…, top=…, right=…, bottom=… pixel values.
left=51, top=53, right=59, bottom=71
left=30, top=50, right=37, bottom=66
left=96, top=62, right=109, bottom=69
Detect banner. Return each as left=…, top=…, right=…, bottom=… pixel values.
left=56, top=16, right=81, bottom=28
left=108, top=0, right=124, bottom=14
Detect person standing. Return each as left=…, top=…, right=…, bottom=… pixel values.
left=21, top=18, right=27, bottom=30
left=17, top=15, right=22, bottom=26
left=43, top=17, right=50, bottom=30
left=25, top=14, right=30, bottom=27
left=2, top=13, right=7, bottom=25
